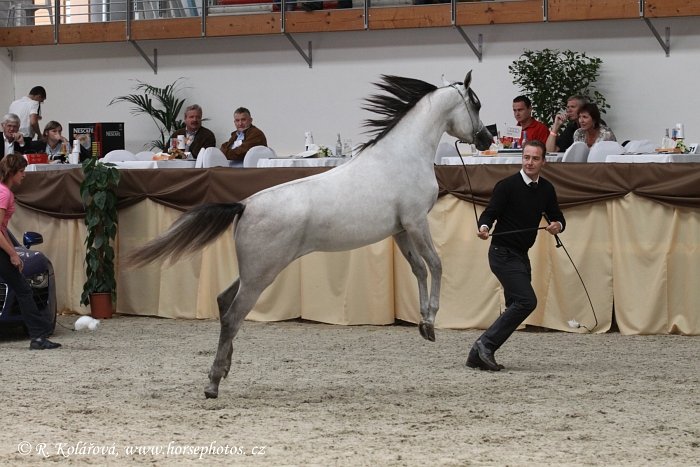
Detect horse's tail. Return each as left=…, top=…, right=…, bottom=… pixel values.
left=124, top=203, right=245, bottom=269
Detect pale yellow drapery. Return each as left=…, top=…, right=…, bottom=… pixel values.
left=12, top=192, right=698, bottom=335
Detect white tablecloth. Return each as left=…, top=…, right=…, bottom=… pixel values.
left=112, top=160, right=197, bottom=169
left=26, top=160, right=198, bottom=171
left=26, top=163, right=80, bottom=172
left=257, top=157, right=349, bottom=168
left=440, top=154, right=563, bottom=165
left=605, top=153, right=700, bottom=163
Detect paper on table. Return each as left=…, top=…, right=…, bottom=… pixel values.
left=296, top=150, right=318, bottom=158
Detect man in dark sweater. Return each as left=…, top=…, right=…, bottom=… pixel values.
left=468, top=140, right=565, bottom=371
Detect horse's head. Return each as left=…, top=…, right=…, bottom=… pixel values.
left=444, top=71, right=493, bottom=151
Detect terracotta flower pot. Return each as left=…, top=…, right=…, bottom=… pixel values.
left=89, top=292, right=114, bottom=319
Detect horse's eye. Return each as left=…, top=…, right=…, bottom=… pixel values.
left=468, top=89, right=481, bottom=110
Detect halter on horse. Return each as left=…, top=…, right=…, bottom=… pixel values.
left=126, top=70, right=492, bottom=398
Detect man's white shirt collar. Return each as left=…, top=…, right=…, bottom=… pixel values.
left=520, top=169, right=539, bottom=185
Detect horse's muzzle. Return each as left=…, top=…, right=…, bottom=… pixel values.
left=474, top=127, right=493, bottom=151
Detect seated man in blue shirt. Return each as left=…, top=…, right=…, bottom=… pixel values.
left=220, top=107, right=267, bottom=163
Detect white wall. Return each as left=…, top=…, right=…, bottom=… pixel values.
left=3, top=16, right=699, bottom=155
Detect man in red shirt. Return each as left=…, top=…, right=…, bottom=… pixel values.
left=512, top=96, right=549, bottom=146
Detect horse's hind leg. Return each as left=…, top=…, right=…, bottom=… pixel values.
left=399, top=218, right=442, bottom=342
left=205, top=252, right=295, bottom=399
left=217, top=279, right=240, bottom=320
left=204, top=282, right=262, bottom=399
left=208, top=278, right=240, bottom=386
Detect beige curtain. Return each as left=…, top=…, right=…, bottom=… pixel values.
left=13, top=193, right=698, bottom=335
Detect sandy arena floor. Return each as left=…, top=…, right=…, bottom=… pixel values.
left=0, top=315, right=698, bottom=466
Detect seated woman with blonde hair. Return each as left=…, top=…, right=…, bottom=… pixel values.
left=573, top=103, right=616, bottom=148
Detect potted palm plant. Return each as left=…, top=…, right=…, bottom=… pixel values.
left=109, top=79, right=187, bottom=151
left=80, top=156, right=120, bottom=318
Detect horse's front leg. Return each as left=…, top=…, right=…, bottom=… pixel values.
left=394, top=231, right=434, bottom=341
left=401, top=219, right=442, bottom=342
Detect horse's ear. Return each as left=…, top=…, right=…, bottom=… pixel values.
left=464, top=70, right=473, bottom=88
left=441, top=74, right=451, bottom=86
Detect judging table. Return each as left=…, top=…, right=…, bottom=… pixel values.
left=257, top=157, right=350, bottom=168
left=26, top=160, right=197, bottom=171
left=606, top=153, right=700, bottom=163
left=12, top=165, right=700, bottom=335
left=26, top=163, right=80, bottom=172
left=440, top=154, right=563, bottom=165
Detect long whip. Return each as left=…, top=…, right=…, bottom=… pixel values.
left=542, top=212, right=599, bottom=332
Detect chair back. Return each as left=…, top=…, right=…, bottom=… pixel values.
left=561, top=142, right=589, bottom=163
left=102, top=150, right=136, bottom=162
left=243, top=146, right=276, bottom=168
left=587, top=141, right=625, bottom=162
left=196, top=147, right=229, bottom=168
left=133, top=151, right=155, bottom=161
left=434, top=142, right=455, bottom=165
left=624, top=139, right=656, bottom=154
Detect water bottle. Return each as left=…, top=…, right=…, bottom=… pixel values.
left=304, top=131, right=314, bottom=151
left=335, top=133, right=343, bottom=157
left=69, top=140, right=80, bottom=164
left=521, top=130, right=528, bottom=147
left=661, top=128, right=672, bottom=149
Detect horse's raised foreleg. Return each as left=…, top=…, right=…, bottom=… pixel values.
left=400, top=219, right=442, bottom=342
left=393, top=230, right=433, bottom=342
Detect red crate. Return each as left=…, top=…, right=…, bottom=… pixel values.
left=24, top=153, right=49, bottom=164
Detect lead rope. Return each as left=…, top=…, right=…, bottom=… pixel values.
left=450, top=140, right=598, bottom=332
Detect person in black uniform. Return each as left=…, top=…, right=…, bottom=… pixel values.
left=468, top=140, right=565, bottom=371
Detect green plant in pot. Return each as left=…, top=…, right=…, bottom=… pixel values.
left=508, top=48, right=609, bottom=127
left=109, top=78, right=188, bottom=151
left=80, top=156, right=120, bottom=318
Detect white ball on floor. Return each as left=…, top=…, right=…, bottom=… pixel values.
left=74, top=315, right=100, bottom=331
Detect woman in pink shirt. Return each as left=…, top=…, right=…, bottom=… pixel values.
left=0, top=153, right=61, bottom=349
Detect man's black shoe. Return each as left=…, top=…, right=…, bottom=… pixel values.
left=466, top=352, right=487, bottom=370
left=466, top=345, right=505, bottom=371
left=30, top=337, right=62, bottom=350
left=475, top=340, right=501, bottom=371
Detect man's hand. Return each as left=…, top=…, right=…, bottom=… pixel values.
left=545, top=221, right=561, bottom=236
left=477, top=226, right=489, bottom=240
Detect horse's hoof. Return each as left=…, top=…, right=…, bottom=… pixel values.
left=419, top=322, right=436, bottom=342
left=204, top=384, right=219, bottom=399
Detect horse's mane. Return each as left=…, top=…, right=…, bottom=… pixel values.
left=358, top=75, right=438, bottom=152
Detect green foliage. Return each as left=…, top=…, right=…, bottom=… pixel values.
left=508, top=49, right=609, bottom=127
left=80, top=156, right=120, bottom=306
left=109, top=79, right=187, bottom=151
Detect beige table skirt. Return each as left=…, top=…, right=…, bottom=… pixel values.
left=13, top=192, right=698, bottom=335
